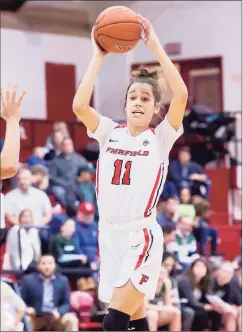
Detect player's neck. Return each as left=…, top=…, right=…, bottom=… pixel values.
left=127, top=122, right=148, bottom=137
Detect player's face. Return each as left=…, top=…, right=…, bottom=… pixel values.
left=126, top=83, right=157, bottom=127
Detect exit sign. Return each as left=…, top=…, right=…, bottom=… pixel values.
left=164, top=43, right=181, bottom=55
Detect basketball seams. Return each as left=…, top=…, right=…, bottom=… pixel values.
left=96, top=21, right=141, bottom=31
left=97, top=35, right=140, bottom=42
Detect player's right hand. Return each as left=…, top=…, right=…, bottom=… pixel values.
left=0, top=84, right=26, bottom=122
left=91, top=27, right=110, bottom=58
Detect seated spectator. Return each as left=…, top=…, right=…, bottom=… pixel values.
left=49, top=138, right=88, bottom=208
left=21, top=254, right=79, bottom=331
left=44, top=130, right=65, bottom=162
left=194, top=199, right=218, bottom=256
left=26, top=147, right=47, bottom=168
left=162, top=223, right=176, bottom=252
left=74, top=202, right=98, bottom=272
left=0, top=190, right=8, bottom=246
left=157, top=197, right=178, bottom=227
left=177, top=258, right=215, bottom=331
left=76, top=164, right=98, bottom=221
left=5, top=209, right=41, bottom=272
left=1, top=280, right=26, bottom=331
left=4, top=168, right=52, bottom=227
left=45, top=122, right=70, bottom=152
left=212, top=262, right=242, bottom=331
left=147, top=266, right=181, bottom=331
left=168, top=146, right=211, bottom=199
left=178, top=187, right=196, bottom=220
left=50, top=218, right=88, bottom=268
left=167, top=216, right=199, bottom=269
left=31, top=165, right=49, bottom=191
left=162, top=252, right=195, bottom=331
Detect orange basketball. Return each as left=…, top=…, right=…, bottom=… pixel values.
left=94, top=6, right=141, bottom=54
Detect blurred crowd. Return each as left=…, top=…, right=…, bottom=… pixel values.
left=0, top=120, right=241, bottom=331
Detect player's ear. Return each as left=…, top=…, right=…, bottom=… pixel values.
left=154, top=103, right=160, bottom=115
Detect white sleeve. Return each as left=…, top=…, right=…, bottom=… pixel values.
left=87, top=115, right=118, bottom=148
left=155, top=115, right=183, bottom=153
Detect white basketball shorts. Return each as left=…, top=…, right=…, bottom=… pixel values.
left=98, top=217, right=163, bottom=304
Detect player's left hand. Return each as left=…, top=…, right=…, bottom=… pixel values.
left=0, top=84, right=26, bottom=122
left=137, top=14, right=160, bottom=50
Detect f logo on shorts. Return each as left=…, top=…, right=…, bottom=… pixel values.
left=139, top=274, right=149, bottom=285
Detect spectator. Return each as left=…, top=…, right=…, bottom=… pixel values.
left=157, top=197, right=178, bottom=227
left=31, top=165, right=49, bottom=191
left=167, top=216, right=199, bottom=269
left=162, top=223, right=176, bottom=252
left=26, top=147, right=47, bottom=168
left=44, top=130, right=65, bottom=162
left=1, top=190, right=5, bottom=229
left=194, top=199, right=218, bottom=256
left=168, top=146, right=211, bottom=199
left=177, top=258, right=215, bottom=331
left=162, top=252, right=195, bottom=331
left=74, top=202, right=98, bottom=271
left=4, top=168, right=52, bottom=226
left=21, top=255, right=79, bottom=331
left=178, top=187, right=196, bottom=220
left=5, top=209, right=41, bottom=272
left=50, top=218, right=88, bottom=268
left=49, top=138, right=88, bottom=207
left=45, top=122, right=70, bottom=152
left=1, top=280, right=26, bottom=331
left=147, top=266, right=181, bottom=331
left=212, top=262, right=242, bottom=331
left=76, top=164, right=98, bottom=221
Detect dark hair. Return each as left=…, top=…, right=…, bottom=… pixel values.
left=186, top=258, right=212, bottom=293
left=194, top=199, right=211, bottom=217
left=162, top=223, right=176, bottom=235
left=124, top=67, right=164, bottom=117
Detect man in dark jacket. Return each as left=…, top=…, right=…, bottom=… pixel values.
left=168, top=146, right=211, bottom=199
left=49, top=138, right=88, bottom=207
left=21, top=254, right=78, bottom=331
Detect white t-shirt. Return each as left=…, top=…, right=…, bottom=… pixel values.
left=4, top=186, right=52, bottom=226
left=0, top=193, right=5, bottom=228
left=91, top=115, right=183, bottom=224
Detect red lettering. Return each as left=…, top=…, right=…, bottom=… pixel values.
left=118, top=149, right=124, bottom=155
left=139, top=274, right=149, bottom=285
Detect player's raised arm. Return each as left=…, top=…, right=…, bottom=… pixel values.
left=73, top=28, right=109, bottom=133
left=0, top=84, right=26, bottom=179
left=138, top=15, right=188, bottom=131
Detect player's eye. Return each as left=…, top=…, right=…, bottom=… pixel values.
left=142, top=97, right=149, bottom=102
left=129, top=96, right=136, bottom=100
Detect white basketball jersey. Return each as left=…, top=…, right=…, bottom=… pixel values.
left=90, top=115, right=183, bottom=225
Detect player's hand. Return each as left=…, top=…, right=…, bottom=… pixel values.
left=137, top=14, right=160, bottom=50
left=0, top=84, right=26, bottom=123
left=91, top=27, right=110, bottom=58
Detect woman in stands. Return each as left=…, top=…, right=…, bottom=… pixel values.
left=0, top=84, right=26, bottom=179
left=73, top=14, right=188, bottom=332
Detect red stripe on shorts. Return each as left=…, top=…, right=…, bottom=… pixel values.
left=134, top=228, right=150, bottom=270
left=144, top=165, right=162, bottom=217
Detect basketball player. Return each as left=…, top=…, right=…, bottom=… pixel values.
left=0, top=84, right=26, bottom=179
left=73, top=15, right=188, bottom=331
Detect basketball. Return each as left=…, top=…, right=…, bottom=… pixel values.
left=94, top=6, right=141, bottom=54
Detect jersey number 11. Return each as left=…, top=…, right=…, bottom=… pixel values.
left=112, top=159, right=132, bottom=185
